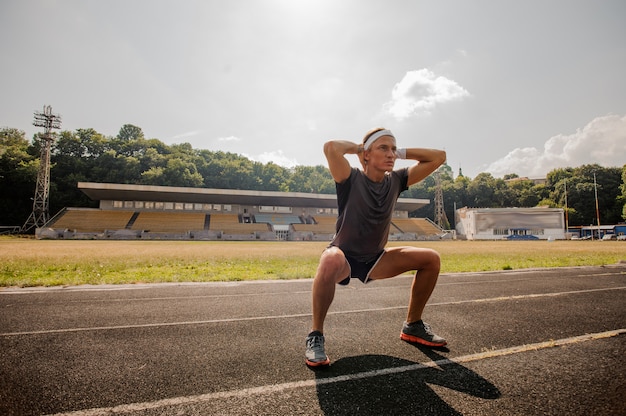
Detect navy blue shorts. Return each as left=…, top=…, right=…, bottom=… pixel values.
left=338, top=250, right=385, bottom=286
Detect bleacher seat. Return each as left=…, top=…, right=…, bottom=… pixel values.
left=49, top=209, right=134, bottom=232
left=45, top=209, right=440, bottom=241
left=391, top=218, right=441, bottom=236
left=254, top=214, right=302, bottom=225
left=131, top=212, right=205, bottom=232
left=291, top=216, right=336, bottom=233
left=209, top=214, right=270, bottom=233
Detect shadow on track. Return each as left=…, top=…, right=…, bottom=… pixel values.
left=314, top=346, right=500, bottom=415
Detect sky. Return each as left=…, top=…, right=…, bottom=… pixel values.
left=1, top=0, right=625, bottom=179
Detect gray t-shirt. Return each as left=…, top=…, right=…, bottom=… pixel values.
left=330, top=167, right=409, bottom=262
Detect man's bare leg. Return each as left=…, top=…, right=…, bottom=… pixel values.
left=369, top=246, right=446, bottom=347
left=306, top=247, right=350, bottom=367
left=405, top=249, right=440, bottom=323
left=311, top=247, right=350, bottom=333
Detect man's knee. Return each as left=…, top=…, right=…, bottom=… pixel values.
left=320, top=247, right=347, bottom=266
left=425, top=249, right=441, bottom=268
left=410, top=248, right=440, bottom=271
left=316, top=248, right=348, bottom=282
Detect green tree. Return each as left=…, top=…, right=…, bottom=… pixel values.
left=201, top=152, right=260, bottom=190
left=403, top=172, right=438, bottom=220
left=443, top=174, right=470, bottom=226
left=94, top=151, right=142, bottom=184
left=160, top=157, right=203, bottom=187
left=621, top=165, right=626, bottom=221
left=467, top=173, right=497, bottom=207
left=117, top=124, right=144, bottom=142
left=548, top=164, right=622, bottom=226
left=4, top=123, right=626, bottom=229
left=50, top=130, right=102, bottom=211
left=0, top=127, right=29, bottom=150
left=0, top=128, right=38, bottom=224
left=591, top=165, right=623, bottom=225
left=254, top=162, right=290, bottom=192
left=506, top=178, right=541, bottom=207
left=288, top=165, right=335, bottom=194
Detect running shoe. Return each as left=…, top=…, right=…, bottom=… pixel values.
left=305, top=331, right=330, bottom=367
left=400, top=320, right=447, bottom=347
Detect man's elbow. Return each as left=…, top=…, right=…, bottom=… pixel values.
left=435, top=149, right=447, bottom=165
left=323, top=140, right=337, bottom=157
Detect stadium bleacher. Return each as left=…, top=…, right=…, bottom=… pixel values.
left=208, top=214, right=271, bottom=234
left=292, top=216, right=336, bottom=234
left=42, top=206, right=444, bottom=240
left=43, top=210, right=443, bottom=240
left=130, top=212, right=206, bottom=232
left=391, top=218, right=442, bottom=236
left=253, top=214, right=302, bottom=225
left=49, top=209, right=134, bottom=233
left=38, top=181, right=442, bottom=240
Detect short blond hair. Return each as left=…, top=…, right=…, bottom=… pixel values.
left=362, top=127, right=386, bottom=145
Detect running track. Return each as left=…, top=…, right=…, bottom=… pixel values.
left=1, top=264, right=625, bottom=415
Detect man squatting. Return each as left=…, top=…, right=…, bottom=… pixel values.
left=306, top=128, right=447, bottom=367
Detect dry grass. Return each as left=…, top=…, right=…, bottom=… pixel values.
left=1, top=236, right=624, bottom=287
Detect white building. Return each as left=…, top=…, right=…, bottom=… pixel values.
left=455, top=207, right=565, bottom=240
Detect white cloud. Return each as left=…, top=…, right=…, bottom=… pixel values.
left=246, top=150, right=299, bottom=168
left=485, top=114, right=626, bottom=178
left=384, top=69, right=470, bottom=120
left=218, top=136, right=242, bottom=142
left=171, top=130, right=201, bottom=140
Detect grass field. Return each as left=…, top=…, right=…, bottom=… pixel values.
left=1, top=236, right=624, bottom=287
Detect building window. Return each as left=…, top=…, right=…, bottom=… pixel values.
left=260, top=206, right=293, bottom=213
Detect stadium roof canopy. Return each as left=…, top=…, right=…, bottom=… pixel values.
left=78, top=182, right=430, bottom=212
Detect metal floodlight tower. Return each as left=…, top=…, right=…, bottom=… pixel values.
left=21, top=105, right=62, bottom=233
left=434, top=169, right=449, bottom=229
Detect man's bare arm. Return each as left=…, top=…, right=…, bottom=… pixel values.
left=323, top=140, right=360, bottom=183
left=404, top=148, right=447, bottom=186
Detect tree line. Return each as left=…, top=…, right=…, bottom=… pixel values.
left=1, top=125, right=625, bottom=229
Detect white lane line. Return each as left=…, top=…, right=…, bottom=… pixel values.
left=438, top=271, right=626, bottom=285
left=428, top=285, right=626, bottom=306
left=45, top=329, right=626, bottom=416
left=0, top=277, right=535, bottom=304
left=3, top=268, right=623, bottom=296
left=0, top=276, right=530, bottom=300
left=2, top=286, right=625, bottom=337
left=0, top=279, right=309, bottom=294
left=0, top=313, right=310, bottom=336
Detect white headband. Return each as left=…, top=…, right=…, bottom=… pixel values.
left=363, top=129, right=394, bottom=150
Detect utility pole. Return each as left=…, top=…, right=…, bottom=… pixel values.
left=564, top=178, right=569, bottom=233
left=593, top=172, right=601, bottom=238
left=21, top=105, right=61, bottom=233
left=434, top=169, right=449, bottom=229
